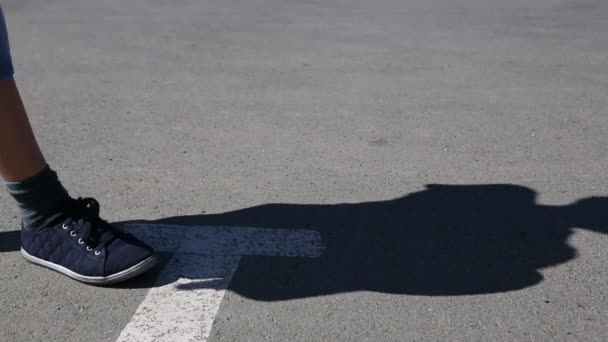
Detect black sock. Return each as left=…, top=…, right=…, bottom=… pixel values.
left=4, top=165, right=72, bottom=231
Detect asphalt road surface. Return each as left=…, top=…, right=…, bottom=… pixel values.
left=1, top=0, right=607, bottom=341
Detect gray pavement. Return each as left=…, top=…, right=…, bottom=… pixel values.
left=1, top=0, right=608, bottom=340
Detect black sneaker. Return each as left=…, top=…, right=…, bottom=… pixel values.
left=20, top=197, right=156, bottom=285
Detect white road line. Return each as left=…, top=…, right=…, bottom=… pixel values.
left=124, top=224, right=323, bottom=257
left=116, top=254, right=240, bottom=342
left=115, top=224, right=323, bottom=342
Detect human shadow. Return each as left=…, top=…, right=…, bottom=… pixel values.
left=2, top=183, right=607, bottom=299
left=134, top=183, right=608, bottom=300
left=0, top=230, right=20, bottom=253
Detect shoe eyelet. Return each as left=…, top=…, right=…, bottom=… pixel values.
left=62, top=224, right=69, bottom=230
left=86, top=246, right=93, bottom=251
left=77, top=238, right=85, bottom=245
left=94, top=250, right=101, bottom=256
left=70, top=231, right=77, bottom=237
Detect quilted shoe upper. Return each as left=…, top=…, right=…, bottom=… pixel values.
left=20, top=198, right=154, bottom=278
left=104, top=234, right=154, bottom=276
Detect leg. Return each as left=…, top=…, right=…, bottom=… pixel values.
left=0, top=7, right=46, bottom=181
left=0, top=8, right=71, bottom=230
left=0, top=6, right=156, bottom=285
left=0, top=78, right=47, bottom=181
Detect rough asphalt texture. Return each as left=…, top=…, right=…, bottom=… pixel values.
left=1, top=0, right=607, bottom=341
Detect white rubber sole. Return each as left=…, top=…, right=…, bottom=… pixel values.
left=21, top=248, right=157, bottom=286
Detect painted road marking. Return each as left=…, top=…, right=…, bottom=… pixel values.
left=123, top=224, right=323, bottom=257
left=115, top=224, right=323, bottom=342
left=116, top=254, right=240, bottom=342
